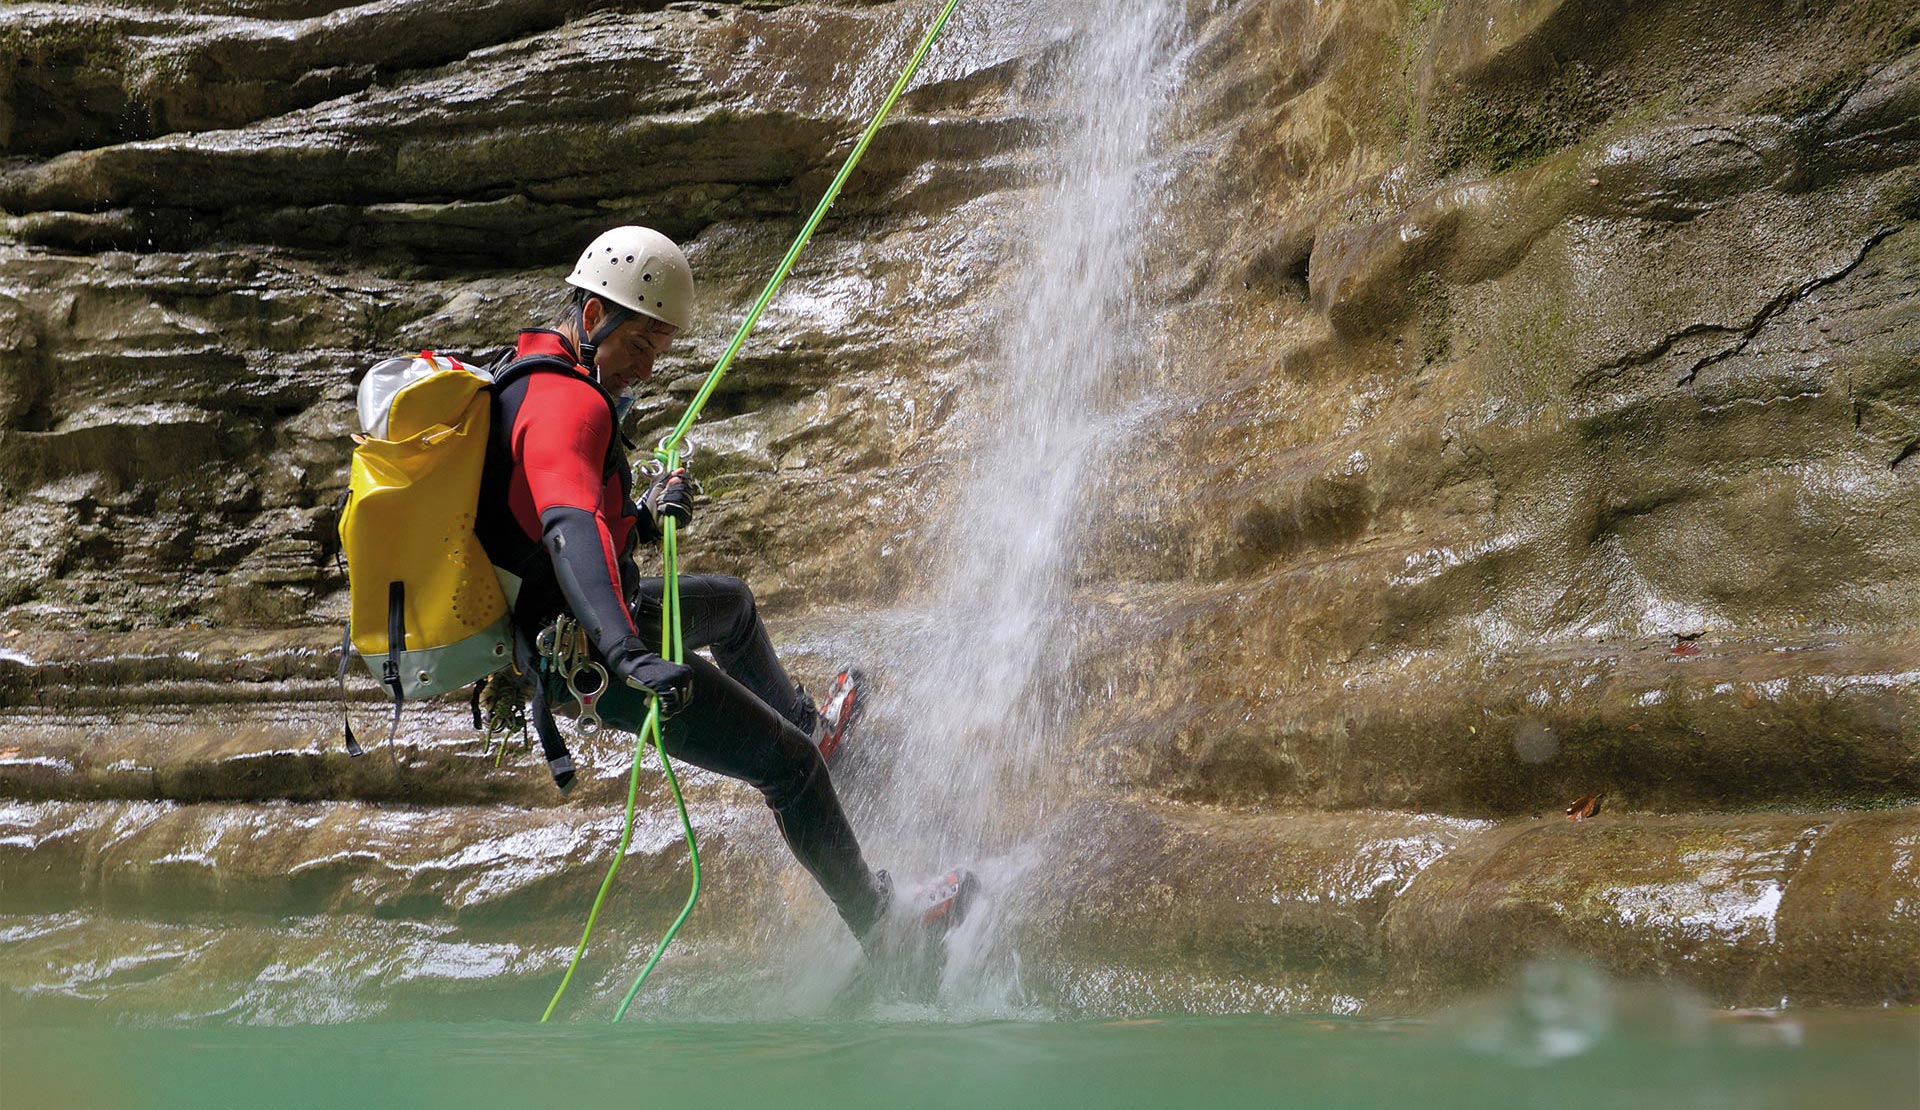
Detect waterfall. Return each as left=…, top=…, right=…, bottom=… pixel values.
left=813, top=0, right=1186, bottom=1012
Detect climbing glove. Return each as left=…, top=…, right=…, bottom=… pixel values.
left=640, top=468, right=697, bottom=529
left=608, top=636, right=694, bottom=715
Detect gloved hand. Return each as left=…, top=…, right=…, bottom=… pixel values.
left=607, top=636, right=694, bottom=714
left=640, top=468, right=697, bottom=529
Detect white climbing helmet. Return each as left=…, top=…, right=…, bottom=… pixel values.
left=565, top=225, right=694, bottom=330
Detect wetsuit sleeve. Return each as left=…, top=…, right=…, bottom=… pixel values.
left=618, top=497, right=647, bottom=599
left=515, top=375, right=636, bottom=661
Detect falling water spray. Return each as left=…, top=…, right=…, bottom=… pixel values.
left=831, top=0, right=1186, bottom=1010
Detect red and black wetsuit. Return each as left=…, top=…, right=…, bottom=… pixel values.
left=477, top=329, right=645, bottom=661
left=477, top=329, right=889, bottom=936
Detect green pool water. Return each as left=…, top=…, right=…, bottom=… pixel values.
left=4, top=1012, right=1915, bottom=1110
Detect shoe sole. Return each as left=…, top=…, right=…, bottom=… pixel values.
left=816, top=667, right=865, bottom=764
left=920, top=868, right=978, bottom=930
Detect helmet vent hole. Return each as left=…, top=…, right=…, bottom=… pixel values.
left=643, top=273, right=653, bottom=282
left=601, top=281, right=608, bottom=287
left=626, top=255, right=634, bottom=262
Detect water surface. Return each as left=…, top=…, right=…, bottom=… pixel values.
left=6, top=1012, right=1915, bottom=1110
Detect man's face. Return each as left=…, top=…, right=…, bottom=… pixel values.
left=586, top=300, right=678, bottom=394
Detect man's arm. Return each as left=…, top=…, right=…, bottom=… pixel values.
left=515, top=374, right=638, bottom=662
left=513, top=374, right=695, bottom=706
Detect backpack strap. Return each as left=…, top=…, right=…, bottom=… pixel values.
left=489, top=353, right=592, bottom=395
left=336, top=592, right=405, bottom=772
left=381, top=581, right=406, bottom=769
left=531, top=678, right=576, bottom=794
left=513, top=626, right=576, bottom=793
left=337, top=624, right=364, bottom=758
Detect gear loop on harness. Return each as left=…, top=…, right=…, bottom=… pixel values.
left=541, top=0, right=965, bottom=1025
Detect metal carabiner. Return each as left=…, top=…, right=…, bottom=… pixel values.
left=536, top=616, right=605, bottom=737
left=654, top=436, right=696, bottom=467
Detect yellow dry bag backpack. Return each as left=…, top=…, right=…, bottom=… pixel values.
left=337, top=352, right=514, bottom=756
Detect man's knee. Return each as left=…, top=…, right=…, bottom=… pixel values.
left=762, top=728, right=827, bottom=813
left=710, top=574, right=755, bottom=612
left=705, top=575, right=760, bottom=643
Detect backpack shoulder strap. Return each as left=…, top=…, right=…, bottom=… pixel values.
left=489, top=354, right=588, bottom=394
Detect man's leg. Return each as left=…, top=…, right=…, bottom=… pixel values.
left=631, top=574, right=816, bottom=733
left=594, top=653, right=888, bottom=936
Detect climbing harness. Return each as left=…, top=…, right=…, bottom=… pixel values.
left=539, top=0, right=965, bottom=1024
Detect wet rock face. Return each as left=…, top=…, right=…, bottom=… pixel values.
left=0, top=0, right=1055, bottom=625
left=5, top=0, right=1910, bottom=813
left=1082, top=0, right=1920, bottom=815
left=1, top=0, right=1918, bottom=1011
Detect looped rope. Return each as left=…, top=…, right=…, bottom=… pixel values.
left=540, top=0, right=964, bottom=1024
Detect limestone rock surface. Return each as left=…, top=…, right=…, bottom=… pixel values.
left=2, top=0, right=1917, bottom=1014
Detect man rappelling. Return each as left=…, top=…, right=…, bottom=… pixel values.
left=475, top=224, right=975, bottom=950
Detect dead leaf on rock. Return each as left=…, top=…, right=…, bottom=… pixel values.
left=1566, top=794, right=1602, bottom=821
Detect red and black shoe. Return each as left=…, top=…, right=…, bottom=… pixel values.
left=918, top=868, right=978, bottom=931
left=808, top=666, right=865, bottom=764
left=858, top=867, right=979, bottom=960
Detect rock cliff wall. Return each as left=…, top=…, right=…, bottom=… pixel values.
left=2, top=0, right=1916, bottom=1016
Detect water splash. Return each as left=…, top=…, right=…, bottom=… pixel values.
left=815, top=0, right=1188, bottom=1013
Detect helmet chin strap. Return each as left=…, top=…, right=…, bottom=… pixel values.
left=575, top=297, right=636, bottom=375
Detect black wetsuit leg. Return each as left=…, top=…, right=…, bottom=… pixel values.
left=630, top=574, right=815, bottom=733
left=591, top=635, right=886, bottom=936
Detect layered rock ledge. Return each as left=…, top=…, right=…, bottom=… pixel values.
left=3, top=0, right=1917, bottom=1014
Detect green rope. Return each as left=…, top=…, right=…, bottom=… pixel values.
left=612, top=516, right=700, bottom=1021
left=660, top=0, right=965, bottom=457
left=612, top=503, right=699, bottom=1021
left=539, top=0, right=963, bottom=1024
left=538, top=700, right=662, bottom=1023
left=612, top=730, right=698, bottom=1021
